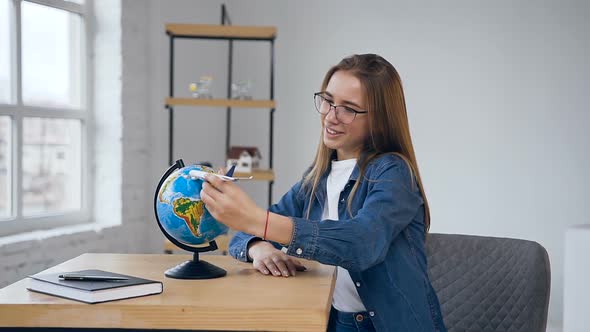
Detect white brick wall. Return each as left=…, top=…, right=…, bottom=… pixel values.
left=0, top=0, right=162, bottom=287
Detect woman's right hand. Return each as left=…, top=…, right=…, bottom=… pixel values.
left=248, top=241, right=306, bottom=277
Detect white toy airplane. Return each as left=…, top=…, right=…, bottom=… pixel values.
left=189, top=165, right=253, bottom=182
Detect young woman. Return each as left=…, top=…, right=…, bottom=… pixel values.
left=200, top=54, right=447, bottom=332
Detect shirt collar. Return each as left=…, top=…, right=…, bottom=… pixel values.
left=329, top=150, right=360, bottom=181
left=314, top=157, right=360, bottom=205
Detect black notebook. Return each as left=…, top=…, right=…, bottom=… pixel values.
left=27, top=269, right=163, bottom=304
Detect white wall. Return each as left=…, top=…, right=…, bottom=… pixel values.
left=150, top=0, right=590, bottom=329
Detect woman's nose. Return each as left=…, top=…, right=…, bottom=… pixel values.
left=324, top=106, right=339, bottom=123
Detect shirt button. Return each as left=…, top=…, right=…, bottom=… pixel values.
left=296, top=248, right=303, bottom=255
left=369, top=311, right=375, bottom=317
left=240, top=251, right=244, bottom=257
left=355, top=282, right=361, bottom=287
left=355, top=314, right=364, bottom=322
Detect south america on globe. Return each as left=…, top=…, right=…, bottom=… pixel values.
left=156, top=164, right=228, bottom=246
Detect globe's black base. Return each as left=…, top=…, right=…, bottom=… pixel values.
left=165, top=255, right=226, bottom=279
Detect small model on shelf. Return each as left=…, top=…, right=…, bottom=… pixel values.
left=226, top=146, right=261, bottom=174
left=189, top=75, right=213, bottom=99
left=231, top=80, right=252, bottom=100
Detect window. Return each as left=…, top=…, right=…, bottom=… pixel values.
left=0, top=0, right=90, bottom=235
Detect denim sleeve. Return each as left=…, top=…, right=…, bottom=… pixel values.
left=285, top=159, right=424, bottom=272
left=229, top=179, right=306, bottom=262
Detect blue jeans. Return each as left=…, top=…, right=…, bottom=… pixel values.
left=327, top=306, right=376, bottom=332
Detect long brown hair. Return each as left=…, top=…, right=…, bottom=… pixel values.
left=302, top=54, right=431, bottom=232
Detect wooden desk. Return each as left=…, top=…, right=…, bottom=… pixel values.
left=0, top=253, right=336, bottom=331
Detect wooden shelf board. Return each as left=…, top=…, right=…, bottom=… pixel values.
left=235, top=169, right=275, bottom=181
left=166, top=24, right=276, bottom=39
left=166, top=98, right=275, bottom=109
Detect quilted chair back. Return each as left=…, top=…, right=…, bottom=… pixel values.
left=425, top=233, right=551, bottom=332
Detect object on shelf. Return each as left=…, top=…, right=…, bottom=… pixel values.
left=189, top=75, right=213, bottom=99
left=226, top=146, right=261, bottom=173
left=231, top=80, right=253, bottom=100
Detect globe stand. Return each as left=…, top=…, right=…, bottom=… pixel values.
left=155, top=159, right=228, bottom=280
left=165, top=251, right=227, bottom=279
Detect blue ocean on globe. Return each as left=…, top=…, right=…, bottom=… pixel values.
left=156, top=164, right=228, bottom=247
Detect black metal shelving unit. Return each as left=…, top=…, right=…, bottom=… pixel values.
left=165, top=5, right=276, bottom=206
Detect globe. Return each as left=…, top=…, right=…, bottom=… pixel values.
left=155, top=164, right=228, bottom=246
left=154, top=159, right=228, bottom=279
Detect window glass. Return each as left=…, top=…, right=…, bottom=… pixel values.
left=0, top=116, right=11, bottom=217
left=22, top=2, right=83, bottom=109
left=22, top=117, right=81, bottom=216
left=0, top=0, right=14, bottom=104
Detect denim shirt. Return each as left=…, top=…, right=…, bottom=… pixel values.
left=229, top=154, right=447, bottom=332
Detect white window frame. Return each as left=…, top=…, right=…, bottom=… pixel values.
left=0, top=0, right=93, bottom=236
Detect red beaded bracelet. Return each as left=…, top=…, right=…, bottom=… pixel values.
left=262, top=210, right=270, bottom=240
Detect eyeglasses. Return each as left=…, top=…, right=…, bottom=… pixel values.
left=314, top=92, right=368, bottom=124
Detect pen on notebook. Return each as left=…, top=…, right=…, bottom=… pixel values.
left=58, top=274, right=129, bottom=281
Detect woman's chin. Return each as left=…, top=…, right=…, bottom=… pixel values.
left=322, top=137, right=340, bottom=150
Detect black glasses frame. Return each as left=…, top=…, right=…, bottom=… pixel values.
left=313, top=92, right=367, bottom=124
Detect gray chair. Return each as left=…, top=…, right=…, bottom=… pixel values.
left=426, top=233, right=551, bottom=332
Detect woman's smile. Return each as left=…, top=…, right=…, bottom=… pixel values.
left=325, top=126, right=344, bottom=138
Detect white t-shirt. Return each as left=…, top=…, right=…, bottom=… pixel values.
left=322, top=158, right=367, bottom=313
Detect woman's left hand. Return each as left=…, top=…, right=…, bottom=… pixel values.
left=200, top=173, right=265, bottom=235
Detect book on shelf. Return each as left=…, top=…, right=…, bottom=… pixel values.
left=27, top=269, right=163, bottom=304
